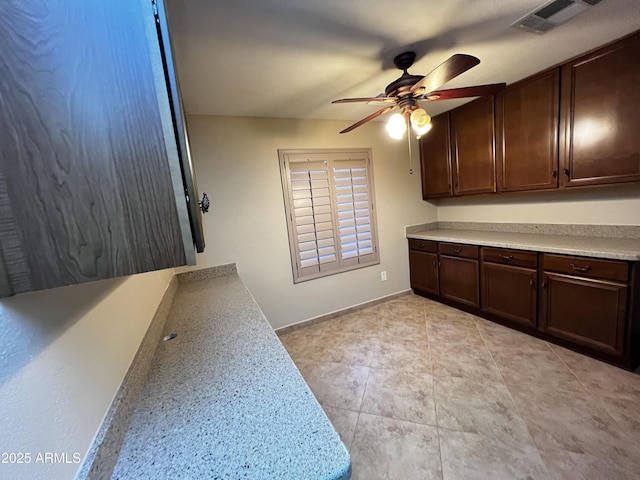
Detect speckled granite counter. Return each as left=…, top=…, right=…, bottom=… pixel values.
left=110, top=273, right=351, bottom=479
left=407, top=228, right=640, bottom=261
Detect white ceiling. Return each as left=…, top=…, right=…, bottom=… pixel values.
left=166, top=0, right=640, bottom=126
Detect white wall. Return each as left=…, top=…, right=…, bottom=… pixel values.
left=436, top=183, right=640, bottom=225
left=0, top=269, right=174, bottom=480
left=181, top=115, right=436, bottom=329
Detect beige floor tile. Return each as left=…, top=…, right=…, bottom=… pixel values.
left=434, top=376, right=532, bottom=444
left=378, top=316, right=427, bottom=341
left=360, top=368, right=436, bottom=425
left=335, top=309, right=383, bottom=335
left=318, top=332, right=378, bottom=367
left=509, top=384, right=640, bottom=473
left=430, top=342, right=503, bottom=382
left=371, top=336, right=431, bottom=373
left=350, top=413, right=442, bottom=480
left=304, top=362, right=369, bottom=410
left=322, top=406, right=359, bottom=449
left=475, top=317, right=551, bottom=352
left=537, top=445, right=640, bottom=480
left=426, top=317, right=485, bottom=346
left=439, top=427, right=549, bottom=480
left=491, top=349, right=585, bottom=391
left=278, top=327, right=332, bottom=362
left=550, top=344, right=640, bottom=400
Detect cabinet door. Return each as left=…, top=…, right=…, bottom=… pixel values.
left=481, top=263, right=537, bottom=328
left=419, top=113, right=452, bottom=198
left=560, top=32, right=640, bottom=187
left=450, top=97, right=496, bottom=195
left=496, top=70, right=559, bottom=192
left=540, top=272, right=627, bottom=357
left=409, top=251, right=439, bottom=296
left=439, top=256, right=479, bottom=308
left=0, top=0, right=193, bottom=296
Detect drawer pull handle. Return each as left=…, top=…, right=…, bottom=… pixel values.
left=452, top=247, right=462, bottom=254
left=418, top=243, right=425, bottom=248
left=570, top=263, right=592, bottom=273
left=500, top=254, right=514, bottom=262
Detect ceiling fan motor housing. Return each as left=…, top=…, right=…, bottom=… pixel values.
left=385, top=51, right=425, bottom=97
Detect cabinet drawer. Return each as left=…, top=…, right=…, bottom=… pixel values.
left=408, top=239, right=438, bottom=253
left=482, top=247, right=537, bottom=268
left=438, top=242, right=479, bottom=259
left=542, top=254, right=628, bottom=282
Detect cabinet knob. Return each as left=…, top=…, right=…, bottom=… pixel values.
left=569, top=263, right=592, bottom=273
left=541, top=280, right=548, bottom=289
left=432, top=260, right=437, bottom=268
left=530, top=278, right=535, bottom=288
left=552, top=170, right=557, bottom=179
left=198, top=192, right=210, bottom=213
left=564, top=168, right=570, bottom=177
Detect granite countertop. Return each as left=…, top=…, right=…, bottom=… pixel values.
left=407, top=228, right=640, bottom=261
left=111, top=273, right=351, bottom=479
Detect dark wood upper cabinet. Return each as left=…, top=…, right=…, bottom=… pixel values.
left=0, top=0, right=202, bottom=296
left=560, top=32, right=640, bottom=187
left=419, top=113, right=452, bottom=199
left=450, top=97, right=497, bottom=195
left=496, top=70, right=560, bottom=192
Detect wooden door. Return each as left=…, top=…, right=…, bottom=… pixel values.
left=496, top=69, right=559, bottom=192
left=540, top=272, right=627, bottom=357
left=560, top=32, right=640, bottom=187
left=0, top=0, right=191, bottom=296
left=481, top=263, right=537, bottom=328
left=409, top=251, right=439, bottom=296
left=450, top=97, right=496, bottom=195
left=419, top=113, right=452, bottom=199
left=439, top=256, right=479, bottom=308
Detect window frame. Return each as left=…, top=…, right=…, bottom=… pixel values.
left=278, top=148, right=380, bottom=284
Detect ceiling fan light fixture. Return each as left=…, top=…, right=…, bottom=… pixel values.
left=410, top=108, right=431, bottom=137
left=385, top=113, right=406, bottom=139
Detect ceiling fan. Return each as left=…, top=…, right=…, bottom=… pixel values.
left=332, top=51, right=506, bottom=137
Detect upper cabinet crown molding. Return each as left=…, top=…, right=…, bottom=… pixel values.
left=0, top=0, right=203, bottom=297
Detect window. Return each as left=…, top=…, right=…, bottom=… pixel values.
left=279, top=148, right=380, bottom=283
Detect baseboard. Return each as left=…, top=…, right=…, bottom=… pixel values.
left=275, top=289, right=413, bottom=335
left=75, top=275, right=179, bottom=480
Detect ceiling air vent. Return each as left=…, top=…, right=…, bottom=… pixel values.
left=512, top=0, right=604, bottom=34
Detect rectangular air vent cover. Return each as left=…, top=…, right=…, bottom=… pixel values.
left=512, top=0, right=604, bottom=34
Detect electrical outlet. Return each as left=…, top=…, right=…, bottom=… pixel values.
left=381, top=271, right=387, bottom=281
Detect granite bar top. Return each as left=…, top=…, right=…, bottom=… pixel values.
left=407, top=228, right=640, bottom=261
left=111, top=273, right=351, bottom=480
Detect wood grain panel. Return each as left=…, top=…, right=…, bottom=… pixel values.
left=450, top=97, right=496, bottom=195
left=439, top=256, right=479, bottom=308
left=0, top=0, right=186, bottom=294
left=419, top=113, right=452, bottom=198
left=481, top=263, right=537, bottom=328
left=560, top=32, right=640, bottom=187
left=496, top=69, right=559, bottom=192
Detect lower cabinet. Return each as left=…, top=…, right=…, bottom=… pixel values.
left=482, top=263, right=537, bottom=328
left=540, top=254, right=629, bottom=358
left=407, top=239, right=639, bottom=369
left=439, top=256, right=479, bottom=308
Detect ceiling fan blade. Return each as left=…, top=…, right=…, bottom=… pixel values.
left=423, top=83, right=506, bottom=101
left=339, top=105, right=396, bottom=134
left=410, top=54, right=480, bottom=94
left=332, top=97, right=396, bottom=104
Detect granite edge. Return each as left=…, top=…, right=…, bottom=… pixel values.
left=404, top=222, right=439, bottom=235
left=177, top=263, right=237, bottom=283
left=275, top=289, right=412, bottom=336
left=435, top=221, right=640, bottom=239
left=75, top=275, right=180, bottom=480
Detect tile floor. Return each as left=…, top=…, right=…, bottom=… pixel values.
left=278, top=294, right=640, bottom=480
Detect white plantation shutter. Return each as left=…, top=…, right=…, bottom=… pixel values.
left=279, top=149, right=379, bottom=283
